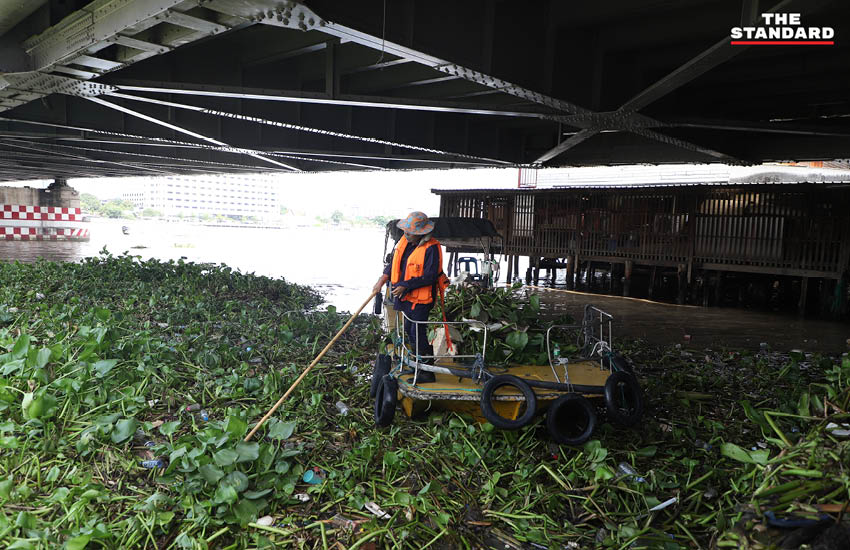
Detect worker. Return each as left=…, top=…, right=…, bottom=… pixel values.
left=373, top=212, right=443, bottom=383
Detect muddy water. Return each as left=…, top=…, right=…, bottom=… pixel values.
left=527, top=285, right=849, bottom=353
left=0, top=219, right=386, bottom=314
left=2, top=219, right=847, bottom=352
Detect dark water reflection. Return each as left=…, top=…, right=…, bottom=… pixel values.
left=527, top=286, right=848, bottom=353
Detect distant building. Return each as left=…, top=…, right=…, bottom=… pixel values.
left=122, top=174, right=281, bottom=218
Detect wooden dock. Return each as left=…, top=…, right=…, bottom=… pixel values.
left=435, top=184, right=850, bottom=316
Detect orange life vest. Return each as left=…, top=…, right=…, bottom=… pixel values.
left=390, top=236, right=443, bottom=308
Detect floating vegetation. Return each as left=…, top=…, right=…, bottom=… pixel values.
left=431, top=283, right=574, bottom=365
left=0, top=251, right=847, bottom=549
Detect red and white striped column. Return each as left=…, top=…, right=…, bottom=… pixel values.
left=0, top=205, right=90, bottom=241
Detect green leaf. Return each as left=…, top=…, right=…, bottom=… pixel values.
left=383, top=451, right=399, bottom=467
left=159, top=421, right=181, bottom=437
left=797, top=392, right=810, bottom=417
left=111, top=418, right=138, bottom=444
left=268, top=420, right=296, bottom=440
left=93, top=359, right=118, bottom=378
left=233, top=498, right=258, bottom=524
left=0, top=477, right=13, bottom=499
left=213, top=448, right=239, bottom=466
left=65, top=534, right=91, bottom=550
left=243, top=488, right=273, bottom=499
left=222, top=471, right=249, bottom=493
left=35, top=348, right=51, bottom=369
left=528, top=294, right=540, bottom=312
left=594, top=464, right=615, bottom=481
left=212, top=484, right=238, bottom=505
left=469, top=301, right=481, bottom=319
left=750, top=449, right=770, bottom=465
left=11, top=334, right=30, bottom=360
left=23, top=391, right=56, bottom=420
left=235, top=442, right=259, bottom=463
left=505, top=331, right=529, bottom=351
left=7, top=540, right=34, bottom=550
left=199, top=464, right=225, bottom=484
left=636, top=445, right=657, bottom=457
left=224, top=416, right=248, bottom=438
left=721, top=442, right=755, bottom=464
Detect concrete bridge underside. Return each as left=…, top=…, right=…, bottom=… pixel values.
left=0, top=0, right=847, bottom=180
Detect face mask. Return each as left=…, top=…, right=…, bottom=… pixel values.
left=405, top=233, right=420, bottom=245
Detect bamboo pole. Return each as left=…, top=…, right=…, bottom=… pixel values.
left=244, top=290, right=379, bottom=441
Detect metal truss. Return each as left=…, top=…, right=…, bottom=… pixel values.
left=103, top=91, right=512, bottom=165
left=0, top=0, right=841, bottom=174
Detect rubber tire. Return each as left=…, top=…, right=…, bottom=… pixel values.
left=374, top=375, right=398, bottom=427
left=370, top=354, right=391, bottom=398
left=602, top=353, right=634, bottom=374
left=480, top=375, right=537, bottom=430
left=604, top=371, right=644, bottom=427
left=546, top=393, right=597, bottom=446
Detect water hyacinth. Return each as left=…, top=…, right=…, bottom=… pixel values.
left=0, top=250, right=847, bottom=549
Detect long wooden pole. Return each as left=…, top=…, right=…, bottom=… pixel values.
left=244, top=290, right=379, bottom=441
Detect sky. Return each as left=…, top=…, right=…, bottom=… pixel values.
left=8, top=163, right=850, bottom=219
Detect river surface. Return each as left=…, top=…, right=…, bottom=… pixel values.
left=1, top=219, right=847, bottom=353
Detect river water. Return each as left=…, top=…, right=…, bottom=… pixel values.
left=1, top=219, right=847, bottom=353
left=0, top=219, right=388, bottom=315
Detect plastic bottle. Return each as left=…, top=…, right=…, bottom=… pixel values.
left=617, top=462, right=646, bottom=483
left=553, top=343, right=561, bottom=362
left=199, top=409, right=209, bottom=422
left=141, top=459, right=165, bottom=469
left=373, top=291, right=383, bottom=315
left=302, top=468, right=325, bottom=484
left=184, top=403, right=201, bottom=412
left=335, top=400, right=350, bottom=416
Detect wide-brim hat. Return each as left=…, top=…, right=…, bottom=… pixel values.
left=396, top=211, right=434, bottom=235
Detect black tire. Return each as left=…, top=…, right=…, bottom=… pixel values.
left=604, top=371, right=644, bottom=427
left=546, top=393, right=597, bottom=446
left=374, top=375, right=398, bottom=427
left=480, top=375, right=537, bottom=430
left=370, top=354, right=391, bottom=398
left=602, top=353, right=634, bottom=374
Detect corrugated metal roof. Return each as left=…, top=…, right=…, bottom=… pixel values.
left=432, top=180, right=850, bottom=194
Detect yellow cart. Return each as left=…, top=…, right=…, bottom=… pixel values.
left=371, top=304, right=643, bottom=445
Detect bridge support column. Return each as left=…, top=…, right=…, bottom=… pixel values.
left=505, top=255, right=513, bottom=283
left=623, top=261, right=633, bottom=297
left=513, top=255, right=519, bottom=283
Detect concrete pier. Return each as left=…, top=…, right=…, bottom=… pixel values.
left=0, top=179, right=88, bottom=241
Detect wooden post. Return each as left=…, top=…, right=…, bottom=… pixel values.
left=702, top=271, right=709, bottom=307
left=587, top=261, right=594, bottom=291
left=513, top=255, right=519, bottom=283
left=623, top=261, right=633, bottom=297
left=566, top=255, right=575, bottom=290
left=525, top=257, right=532, bottom=284
left=533, top=257, right=541, bottom=285
left=799, top=276, right=809, bottom=316
left=505, top=254, right=513, bottom=283
left=648, top=265, right=657, bottom=299
left=714, top=271, right=723, bottom=306
left=676, top=264, right=687, bottom=304
left=609, top=262, right=615, bottom=294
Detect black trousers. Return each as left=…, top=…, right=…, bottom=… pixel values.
left=399, top=300, right=433, bottom=357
